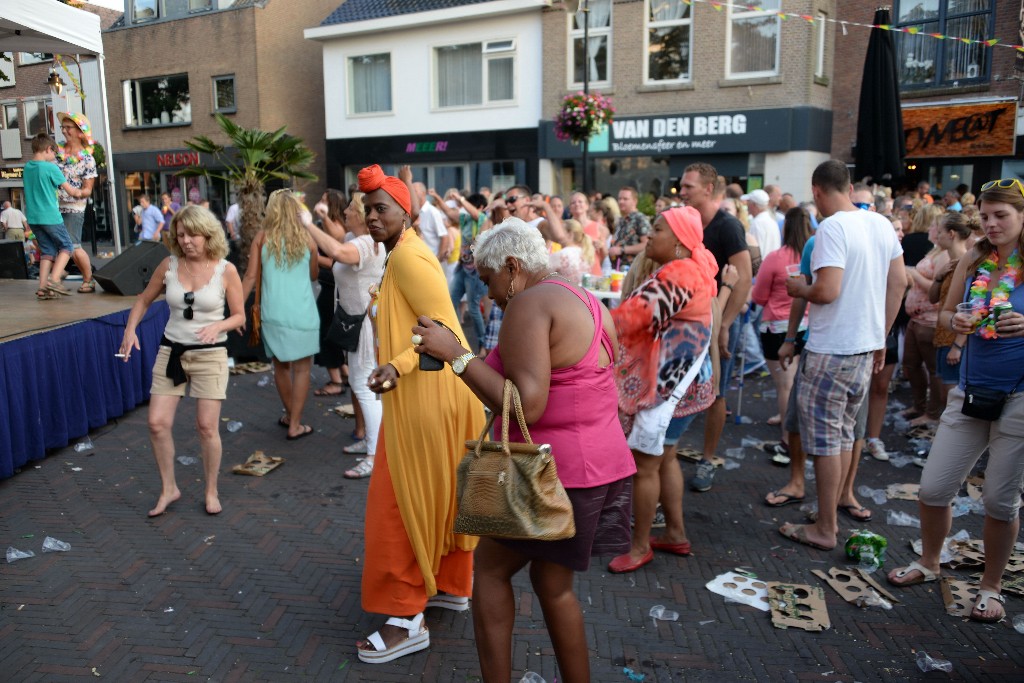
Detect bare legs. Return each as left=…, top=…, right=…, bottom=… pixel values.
left=472, top=539, right=589, bottom=683
left=71, top=246, right=93, bottom=285
left=768, top=359, right=796, bottom=445
left=273, top=356, right=313, bottom=437
left=146, top=394, right=224, bottom=516
left=658, top=447, right=688, bottom=545
left=38, top=252, right=72, bottom=293
left=765, top=432, right=806, bottom=504
left=866, top=364, right=896, bottom=440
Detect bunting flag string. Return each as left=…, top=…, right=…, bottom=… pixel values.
left=673, top=0, right=1023, bottom=53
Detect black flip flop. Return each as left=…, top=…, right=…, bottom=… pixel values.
left=839, top=504, right=872, bottom=522
left=286, top=425, right=314, bottom=441
left=765, top=491, right=805, bottom=507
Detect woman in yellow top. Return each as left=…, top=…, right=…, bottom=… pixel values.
left=355, top=165, right=485, bottom=665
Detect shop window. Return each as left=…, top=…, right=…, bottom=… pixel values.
left=726, top=0, right=780, bottom=79
left=0, top=53, right=13, bottom=87
left=435, top=41, right=515, bottom=109
left=18, top=53, right=52, bottom=66
left=24, top=100, right=53, bottom=138
left=569, top=0, right=611, bottom=87
left=348, top=53, right=392, bottom=115
left=645, top=0, right=692, bottom=83
left=123, top=73, right=191, bottom=127
left=212, top=75, right=236, bottom=113
left=894, top=0, right=992, bottom=89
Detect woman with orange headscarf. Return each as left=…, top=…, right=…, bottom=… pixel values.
left=354, top=165, right=485, bottom=664
left=607, top=206, right=719, bottom=573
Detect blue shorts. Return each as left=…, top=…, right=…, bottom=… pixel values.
left=33, top=223, right=75, bottom=260
left=664, top=413, right=699, bottom=447
left=62, top=211, right=85, bottom=248
left=935, top=346, right=961, bottom=385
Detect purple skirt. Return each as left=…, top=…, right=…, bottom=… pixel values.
left=495, top=476, right=632, bottom=572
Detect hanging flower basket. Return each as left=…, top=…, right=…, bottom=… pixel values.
left=554, top=91, right=615, bottom=145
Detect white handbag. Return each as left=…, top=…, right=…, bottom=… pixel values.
left=626, top=341, right=710, bottom=456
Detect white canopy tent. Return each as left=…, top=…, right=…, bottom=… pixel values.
left=0, top=0, right=122, bottom=253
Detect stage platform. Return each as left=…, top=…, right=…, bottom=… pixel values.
left=0, top=278, right=169, bottom=480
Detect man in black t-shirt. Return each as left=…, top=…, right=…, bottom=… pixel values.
left=678, top=163, right=752, bottom=492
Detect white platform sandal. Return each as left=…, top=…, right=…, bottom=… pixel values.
left=357, top=613, right=429, bottom=663
left=426, top=593, right=470, bottom=611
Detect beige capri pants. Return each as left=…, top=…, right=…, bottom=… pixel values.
left=919, top=387, right=1024, bottom=521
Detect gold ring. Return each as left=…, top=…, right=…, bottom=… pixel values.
left=411, top=334, right=423, bottom=346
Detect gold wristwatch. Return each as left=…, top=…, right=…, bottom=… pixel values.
left=450, top=351, right=477, bottom=376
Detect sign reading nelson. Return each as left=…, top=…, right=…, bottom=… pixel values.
left=903, top=102, right=1017, bottom=159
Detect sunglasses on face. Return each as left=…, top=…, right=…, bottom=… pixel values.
left=505, top=195, right=522, bottom=205
left=184, top=291, right=195, bottom=320
left=980, top=178, right=1024, bottom=198
left=854, top=202, right=872, bottom=211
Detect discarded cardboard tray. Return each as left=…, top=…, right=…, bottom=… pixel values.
left=945, top=539, right=1024, bottom=572
left=330, top=404, right=355, bottom=418
left=233, top=450, right=284, bottom=477
left=965, top=475, right=983, bottom=501
left=976, top=572, right=1024, bottom=598
left=706, top=572, right=770, bottom=611
left=766, top=582, right=830, bottom=632
left=913, top=535, right=969, bottom=567
left=940, top=577, right=979, bottom=618
left=811, top=567, right=900, bottom=607
left=229, top=361, right=272, bottom=375
left=676, top=447, right=725, bottom=468
left=886, top=483, right=920, bottom=501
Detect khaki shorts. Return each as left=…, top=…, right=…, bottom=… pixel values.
left=150, top=346, right=229, bottom=400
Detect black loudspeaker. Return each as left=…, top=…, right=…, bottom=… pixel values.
left=94, top=241, right=170, bottom=295
left=0, top=240, right=28, bottom=279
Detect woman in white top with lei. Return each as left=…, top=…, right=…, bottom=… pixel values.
left=119, top=206, right=245, bottom=517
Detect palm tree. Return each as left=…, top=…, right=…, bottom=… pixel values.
left=180, top=113, right=317, bottom=271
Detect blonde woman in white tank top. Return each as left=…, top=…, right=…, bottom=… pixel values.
left=119, top=206, right=245, bottom=517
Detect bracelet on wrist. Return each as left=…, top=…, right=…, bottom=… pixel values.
left=951, top=342, right=963, bottom=351
left=783, top=337, right=797, bottom=344
left=722, top=283, right=734, bottom=290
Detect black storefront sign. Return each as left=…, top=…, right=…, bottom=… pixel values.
left=540, top=106, right=832, bottom=159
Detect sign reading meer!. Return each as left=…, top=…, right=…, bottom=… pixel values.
left=903, top=102, right=1017, bottom=158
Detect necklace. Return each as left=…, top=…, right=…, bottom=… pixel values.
left=969, top=249, right=1021, bottom=339
left=544, top=271, right=570, bottom=282
left=182, top=258, right=210, bottom=279
left=57, top=143, right=92, bottom=163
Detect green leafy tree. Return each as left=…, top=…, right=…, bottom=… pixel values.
left=180, top=113, right=317, bottom=271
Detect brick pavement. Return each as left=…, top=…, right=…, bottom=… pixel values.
left=1, top=366, right=1022, bottom=682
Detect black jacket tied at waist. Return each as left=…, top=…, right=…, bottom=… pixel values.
left=161, top=335, right=227, bottom=386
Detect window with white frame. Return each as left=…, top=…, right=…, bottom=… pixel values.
left=212, top=75, right=236, bottom=113
left=894, top=0, right=993, bottom=89
left=24, top=100, right=52, bottom=138
left=815, top=11, right=827, bottom=78
left=349, top=53, right=392, bottom=114
left=3, top=103, right=18, bottom=129
left=570, top=0, right=611, bottom=86
left=19, top=53, right=52, bottom=66
left=0, top=53, right=14, bottom=87
left=435, top=40, right=515, bottom=109
left=727, top=0, right=780, bottom=78
left=646, top=0, right=692, bottom=83
left=123, top=73, right=191, bottom=127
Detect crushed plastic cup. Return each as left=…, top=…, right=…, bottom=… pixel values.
left=6, top=546, right=35, bottom=563
left=735, top=415, right=753, bottom=424
left=888, top=453, right=915, bottom=468
left=887, top=510, right=921, bottom=528
left=854, top=588, right=893, bottom=610
left=74, top=437, right=94, bottom=453
left=226, top=421, right=243, bottom=433
left=725, top=447, right=746, bottom=460
left=649, top=604, right=680, bottom=622
left=518, top=673, right=546, bottom=683
left=176, top=455, right=198, bottom=466
left=1013, top=614, right=1024, bottom=634
left=623, top=668, right=647, bottom=682
left=916, top=650, right=953, bottom=673
left=722, top=459, right=741, bottom=471
left=857, top=485, right=888, bottom=506
left=740, top=437, right=762, bottom=449
left=257, top=376, right=271, bottom=387
left=857, top=548, right=880, bottom=573
left=41, top=537, right=70, bottom=553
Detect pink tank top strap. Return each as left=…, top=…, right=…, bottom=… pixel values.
left=544, top=279, right=610, bottom=365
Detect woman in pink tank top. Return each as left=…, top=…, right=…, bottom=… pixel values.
left=413, top=217, right=635, bottom=683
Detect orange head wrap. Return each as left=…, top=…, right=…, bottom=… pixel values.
left=357, top=164, right=411, bottom=215
left=663, top=206, right=719, bottom=289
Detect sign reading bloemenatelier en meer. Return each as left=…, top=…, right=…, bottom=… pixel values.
left=540, top=107, right=828, bottom=158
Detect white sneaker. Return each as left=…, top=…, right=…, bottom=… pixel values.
left=865, top=438, right=889, bottom=462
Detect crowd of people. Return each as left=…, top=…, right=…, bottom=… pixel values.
left=39, top=152, right=1014, bottom=677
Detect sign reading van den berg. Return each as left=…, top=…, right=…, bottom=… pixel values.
left=903, top=102, right=1016, bottom=159
left=543, top=108, right=798, bottom=158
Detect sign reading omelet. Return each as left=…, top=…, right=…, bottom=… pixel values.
left=903, top=102, right=1016, bottom=158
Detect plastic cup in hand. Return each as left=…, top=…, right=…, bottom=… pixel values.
left=785, top=264, right=802, bottom=278
left=955, top=302, right=980, bottom=331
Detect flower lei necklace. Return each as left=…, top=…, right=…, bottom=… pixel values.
left=57, top=143, right=93, bottom=162
left=969, top=249, right=1021, bottom=339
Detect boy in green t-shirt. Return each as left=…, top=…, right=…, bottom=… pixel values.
left=24, top=133, right=82, bottom=300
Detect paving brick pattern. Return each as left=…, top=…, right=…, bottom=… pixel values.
left=1, top=367, right=1021, bottom=682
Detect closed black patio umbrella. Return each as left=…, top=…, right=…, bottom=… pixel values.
left=854, top=7, right=906, bottom=185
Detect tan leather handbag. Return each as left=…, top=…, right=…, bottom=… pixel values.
left=454, top=379, right=576, bottom=540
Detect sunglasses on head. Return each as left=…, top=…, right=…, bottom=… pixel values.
left=980, top=178, right=1024, bottom=198
left=184, top=291, right=194, bottom=320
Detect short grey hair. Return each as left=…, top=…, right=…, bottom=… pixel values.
left=473, top=217, right=549, bottom=273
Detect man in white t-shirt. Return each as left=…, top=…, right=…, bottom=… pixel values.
left=411, top=182, right=452, bottom=265
left=225, top=202, right=240, bottom=240
left=743, top=189, right=781, bottom=256
left=779, top=160, right=905, bottom=553
left=1, top=200, right=28, bottom=241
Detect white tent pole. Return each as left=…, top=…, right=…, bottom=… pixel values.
left=97, top=53, right=122, bottom=254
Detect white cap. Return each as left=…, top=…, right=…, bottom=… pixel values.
left=740, top=189, right=770, bottom=206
